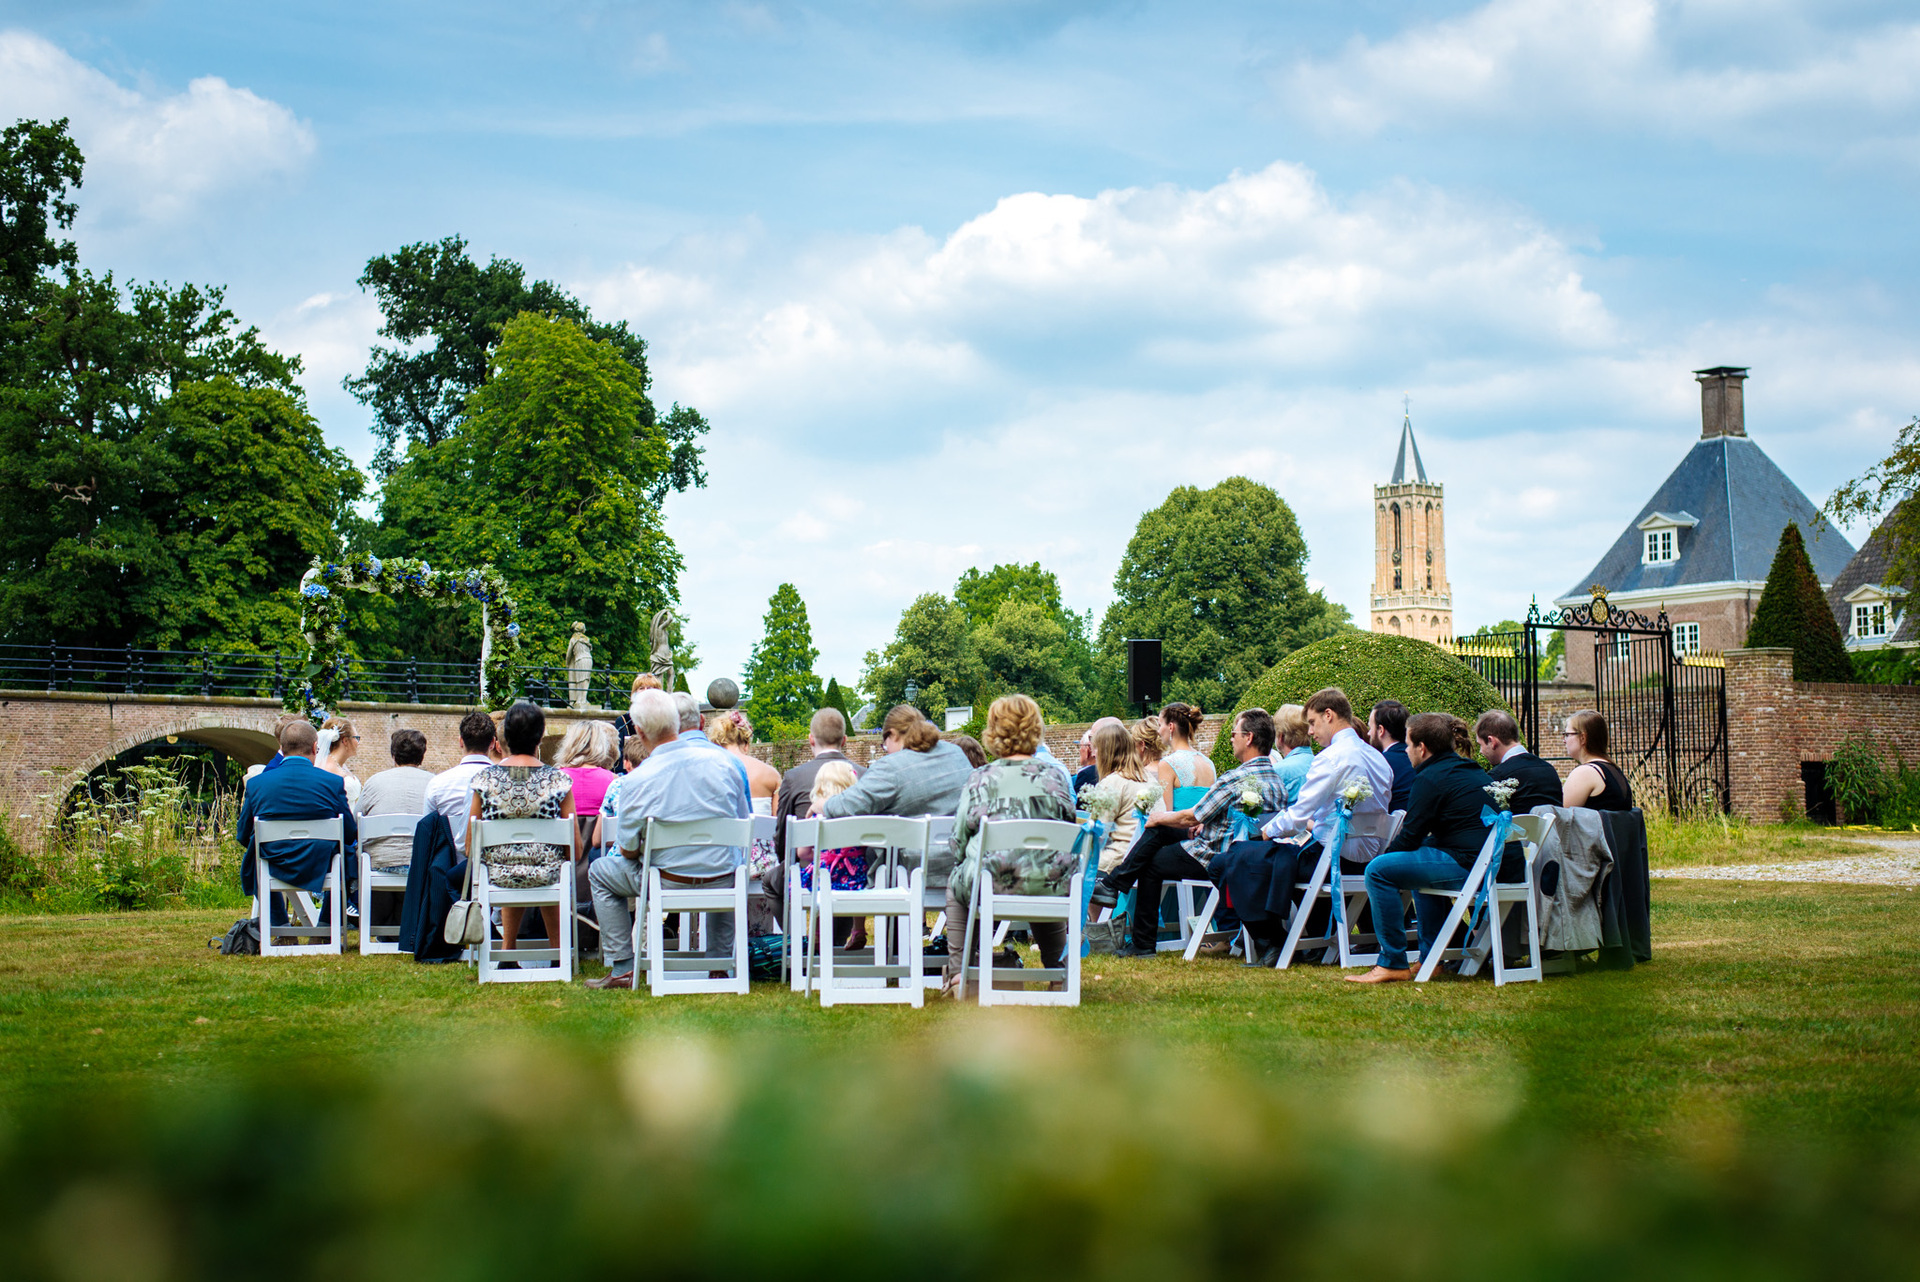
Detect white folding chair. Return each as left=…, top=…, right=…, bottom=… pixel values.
left=804, top=817, right=931, bottom=1004
left=472, top=817, right=577, bottom=984
left=355, top=813, right=417, bottom=955
left=1273, top=808, right=1405, bottom=969
left=1413, top=813, right=1552, bottom=984
left=956, top=819, right=1084, bottom=1007
left=641, top=816, right=752, bottom=996
left=784, top=816, right=821, bottom=991
left=254, top=818, right=346, bottom=957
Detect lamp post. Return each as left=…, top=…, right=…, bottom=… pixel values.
left=904, top=678, right=919, bottom=710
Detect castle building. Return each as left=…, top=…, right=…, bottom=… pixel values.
left=1555, top=367, right=1854, bottom=682
left=1370, top=411, right=1452, bottom=643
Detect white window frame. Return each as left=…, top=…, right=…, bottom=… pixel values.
left=1856, top=602, right=1888, bottom=638
left=1642, top=527, right=1676, bottom=565
left=1671, top=622, right=1700, bottom=655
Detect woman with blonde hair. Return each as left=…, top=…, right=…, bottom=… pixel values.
left=316, top=716, right=362, bottom=805
left=1562, top=710, right=1634, bottom=810
left=941, top=694, right=1079, bottom=994
left=554, top=719, right=619, bottom=818
left=1271, top=704, right=1313, bottom=805
left=707, top=708, right=783, bottom=809
left=1088, top=719, right=1148, bottom=872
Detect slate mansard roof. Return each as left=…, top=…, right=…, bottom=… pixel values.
left=1559, top=435, right=1854, bottom=602
left=1826, top=500, right=1917, bottom=646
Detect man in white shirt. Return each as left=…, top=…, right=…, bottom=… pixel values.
left=420, top=710, right=504, bottom=855
left=1262, top=687, right=1396, bottom=867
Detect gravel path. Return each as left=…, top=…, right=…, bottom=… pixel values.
left=1654, top=838, right=1920, bottom=887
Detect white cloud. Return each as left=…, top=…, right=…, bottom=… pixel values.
left=0, top=30, right=315, bottom=221
left=1285, top=0, right=1920, bottom=150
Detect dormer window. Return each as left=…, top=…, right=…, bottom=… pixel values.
left=1637, top=510, right=1699, bottom=566
left=1844, top=584, right=1906, bottom=642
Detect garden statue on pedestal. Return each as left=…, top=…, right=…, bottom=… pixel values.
left=566, top=622, right=594, bottom=710
left=648, top=608, right=675, bottom=696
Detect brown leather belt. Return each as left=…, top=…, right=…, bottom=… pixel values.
left=656, top=870, right=729, bottom=886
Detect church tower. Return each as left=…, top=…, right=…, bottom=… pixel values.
left=1370, top=409, right=1452, bottom=643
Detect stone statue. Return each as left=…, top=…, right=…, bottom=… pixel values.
left=648, top=609, right=675, bottom=693
left=1552, top=653, right=1567, bottom=682
left=566, top=621, right=593, bottom=710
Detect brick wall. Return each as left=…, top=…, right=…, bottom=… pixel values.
left=1724, top=646, right=1920, bottom=822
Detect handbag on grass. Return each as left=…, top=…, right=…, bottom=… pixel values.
left=444, top=854, right=487, bottom=947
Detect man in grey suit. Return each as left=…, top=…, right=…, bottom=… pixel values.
left=772, top=708, right=863, bottom=860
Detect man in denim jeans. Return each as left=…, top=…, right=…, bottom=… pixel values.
left=1347, top=712, right=1495, bottom=985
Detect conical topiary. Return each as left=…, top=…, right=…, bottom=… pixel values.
left=1745, top=521, right=1854, bottom=682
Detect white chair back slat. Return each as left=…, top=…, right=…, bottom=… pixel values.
left=355, top=812, right=417, bottom=955
left=783, top=816, right=821, bottom=992
left=958, top=818, right=1084, bottom=1007
left=640, top=816, right=752, bottom=996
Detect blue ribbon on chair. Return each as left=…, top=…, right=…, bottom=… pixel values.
left=1325, top=800, right=1354, bottom=937
left=1468, top=806, right=1513, bottom=948
left=1228, top=809, right=1261, bottom=845
left=1073, top=818, right=1109, bottom=957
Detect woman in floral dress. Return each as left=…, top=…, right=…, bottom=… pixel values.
left=466, top=702, right=576, bottom=959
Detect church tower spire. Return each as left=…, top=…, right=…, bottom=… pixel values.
left=1370, top=403, right=1452, bottom=642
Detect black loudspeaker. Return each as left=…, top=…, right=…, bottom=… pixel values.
left=1126, top=639, right=1162, bottom=708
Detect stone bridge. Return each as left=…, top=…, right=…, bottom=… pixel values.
left=0, top=691, right=614, bottom=843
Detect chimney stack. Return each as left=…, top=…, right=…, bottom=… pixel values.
left=1694, top=366, right=1749, bottom=439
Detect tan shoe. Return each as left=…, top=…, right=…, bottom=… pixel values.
left=1343, top=965, right=1414, bottom=984
left=585, top=971, right=633, bottom=990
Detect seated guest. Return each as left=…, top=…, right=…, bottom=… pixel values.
left=708, top=709, right=783, bottom=810
left=1368, top=699, right=1413, bottom=811
left=587, top=689, right=753, bottom=989
left=244, top=713, right=312, bottom=783
left=357, top=728, right=435, bottom=871
left=673, top=691, right=721, bottom=749
left=594, top=733, right=652, bottom=849
left=814, top=704, right=971, bottom=821
left=1088, top=719, right=1149, bottom=872
left=1092, top=708, right=1286, bottom=958
left=611, top=672, right=663, bottom=774
left=953, top=735, right=987, bottom=768
left=466, top=702, right=575, bottom=961
left=236, top=719, right=358, bottom=926
left=555, top=719, right=619, bottom=820
left=772, top=708, right=863, bottom=861
left=1270, top=704, right=1314, bottom=804
left=1562, top=709, right=1634, bottom=810
left=943, top=695, right=1080, bottom=994
left=1475, top=710, right=1563, bottom=813
left=1154, top=702, right=1217, bottom=795
left=1348, top=712, right=1498, bottom=985
left=1074, top=728, right=1099, bottom=794
left=1214, top=688, right=1393, bottom=964
left=1130, top=717, right=1165, bottom=798
left=317, top=716, right=363, bottom=806
left=422, top=710, right=504, bottom=856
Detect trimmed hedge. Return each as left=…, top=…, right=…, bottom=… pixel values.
left=1210, top=632, right=1511, bottom=775
left=1746, top=521, right=1854, bottom=683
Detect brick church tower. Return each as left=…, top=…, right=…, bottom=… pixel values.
left=1370, top=409, right=1452, bottom=642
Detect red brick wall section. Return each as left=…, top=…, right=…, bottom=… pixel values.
left=1723, top=646, right=1920, bottom=823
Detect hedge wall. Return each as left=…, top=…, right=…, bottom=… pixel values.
left=1209, top=632, right=1511, bottom=775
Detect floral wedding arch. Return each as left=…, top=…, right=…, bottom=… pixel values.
left=289, top=554, right=522, bottom=715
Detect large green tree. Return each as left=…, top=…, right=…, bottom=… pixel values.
left=0, top=120, right=360, bottom=650
left=346, top=234, right=710, bottom=489
left=1098, top=477, right=1351, bottom=714
left=373, top=311, right=683, bottom=672
left=742, top=584, right=822, bottom=741
left=861, top=593, right=982, bottom=720
left=1745, top=522, right=1853, bottom=682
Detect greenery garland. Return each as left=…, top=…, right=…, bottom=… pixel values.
left=288, top=554, right=521, bottom=716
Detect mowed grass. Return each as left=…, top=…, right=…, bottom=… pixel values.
left=4, top=873, right=1917, bottom=1151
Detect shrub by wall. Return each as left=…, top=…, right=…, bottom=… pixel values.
left=1211, top=633, right=1510, bottom=775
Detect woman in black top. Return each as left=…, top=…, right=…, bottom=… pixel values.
left=1562, top=710, right=1634, bottom=811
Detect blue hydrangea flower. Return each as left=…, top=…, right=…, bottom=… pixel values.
left=301, top=583, right=330, bottom=599
left=506, top=622, right=521, bottom=640
left=368, top=556, right=383, bottom=577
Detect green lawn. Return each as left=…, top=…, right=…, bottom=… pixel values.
left=3, top=838, right=1918, bottom=1278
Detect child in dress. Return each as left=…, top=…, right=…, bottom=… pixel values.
left=803, top=761, right=870, bottom=951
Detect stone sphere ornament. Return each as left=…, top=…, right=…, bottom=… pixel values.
left=706, top=678, right=740, bottom=710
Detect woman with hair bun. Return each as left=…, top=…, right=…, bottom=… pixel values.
left=706, top=708, right=783, bottom=810
left=1154, top=702, right=1216, bottom=796
left=316, top=716, right=362, bottom=806
left=941, top=694, right=1079, bottom=994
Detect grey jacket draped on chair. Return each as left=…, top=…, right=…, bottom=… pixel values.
left=817, top=739, right=973, bottom=887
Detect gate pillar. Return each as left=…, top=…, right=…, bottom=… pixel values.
left=1724, top=647, right=1798, bottom=823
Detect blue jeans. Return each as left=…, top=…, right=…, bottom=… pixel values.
left=1363, top=846, right=1469, bottom=970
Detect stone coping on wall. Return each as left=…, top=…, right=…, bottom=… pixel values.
left=0, top=690, right=626, bottom=718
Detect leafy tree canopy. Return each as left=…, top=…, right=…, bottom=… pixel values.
left=1824, top=417, right=1920, bottom=592
left=346, top=234, right=709, bottom=493
left=1746, top=521, right=1854, bottom=682
left=1100, top=476, right=1352, bottom=716
left=372, top=312, right=683, bottom=672
left=861, top=593, right=982, bottom=722
left=0, top=117, right=82, bottom=314
left=955, top=562, right=1062, bottom=624
left=742, top=583, right=822, bottom=742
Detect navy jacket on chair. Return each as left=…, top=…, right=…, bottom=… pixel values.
left=398, top=811, right=467, bottom=963
left=1490, top=750, right=1564, bottom=814
left=235, top=757, right=357, bottom=896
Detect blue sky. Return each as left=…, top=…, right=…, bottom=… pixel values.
left=6, top=0, right=1919, bottom=693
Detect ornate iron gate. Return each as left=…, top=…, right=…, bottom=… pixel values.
left=1449, top=592, right=1728, bottom=815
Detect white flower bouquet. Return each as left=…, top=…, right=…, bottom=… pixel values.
left=1239, top=784, right=1264, bottom=816
left=1078, top=781, right=1124, bottom=824
left=1484, top=778, right=1520, bottom=811
left=1133, top=782, right=1164, bottom=814
left=1338, top=779, right=1373, bottom=808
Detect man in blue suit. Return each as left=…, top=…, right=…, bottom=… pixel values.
left=237, top=719, right=357, bottom=928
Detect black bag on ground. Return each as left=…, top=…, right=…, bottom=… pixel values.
left=213, top=917, right=259, bottom=955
